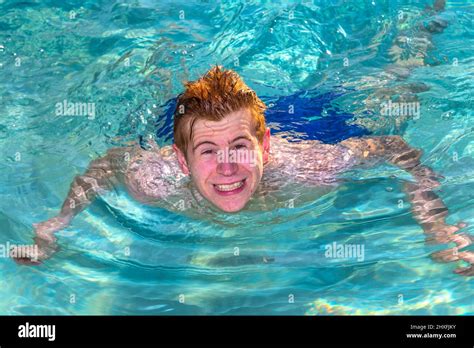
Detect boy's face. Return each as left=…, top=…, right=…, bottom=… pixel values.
left=173, top=109, right=270, bottom=213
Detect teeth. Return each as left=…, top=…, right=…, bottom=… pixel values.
left=215, top=180, right=244, bottom=192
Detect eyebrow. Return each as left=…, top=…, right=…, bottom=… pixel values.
left=193, top=141, right=218, bottom=152
left=192, top=135, right=252, bottom=153
left=230, top=135, right=252, bottom=143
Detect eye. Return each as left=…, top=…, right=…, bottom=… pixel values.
left=201, top=149, right=215, bottom=155
left=234, top=144, right=248, bottom=150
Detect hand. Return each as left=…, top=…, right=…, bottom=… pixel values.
left=13, top=216, right=68, bottom=265
left=453, top=256, right=474, bottom=276
left=426, top=221, right=474, bottom=277
left=422, top=221, right=467, bottom=243
left=12, top=236, right=58, bottom=265
left=432, top=249, right=474, bottom=277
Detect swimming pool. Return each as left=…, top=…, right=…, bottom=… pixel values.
left=0, top=0, right=472, bottom=315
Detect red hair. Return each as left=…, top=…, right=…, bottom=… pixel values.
left=173, top=65, right=267, bottom=154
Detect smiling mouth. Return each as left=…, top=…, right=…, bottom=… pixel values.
left=213, top=179, right=246, bottom=194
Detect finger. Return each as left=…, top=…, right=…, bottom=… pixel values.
left=431, top=248, right=459, bottom=263
left=13, top=256, right=42, bottom=266
left=426, top=234, right=452, bottom=244
left=451, top=233, right=473, bottom=248
left=458, top=251, right=474, bottom=264
left=454, top=266, right=474, bottom=276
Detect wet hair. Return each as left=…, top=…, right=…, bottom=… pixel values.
left=173, top=65, right=267, bottom=155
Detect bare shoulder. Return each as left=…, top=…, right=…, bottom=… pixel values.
left=123, top=143, right=188, bottom=203
left=265, top=135, right=357, bottom=185
left=339, top=135, right=411, bottom=160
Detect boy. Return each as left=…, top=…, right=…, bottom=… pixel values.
left=15, top=66, right=472, bottom=275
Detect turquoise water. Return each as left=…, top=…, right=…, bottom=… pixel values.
left=0, top=0, right=473, bottom=315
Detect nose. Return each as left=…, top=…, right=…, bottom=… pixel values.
left=216, top=161, right=238, bottom=176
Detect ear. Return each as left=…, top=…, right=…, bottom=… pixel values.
left=173, top=144, right=190, bottom=175
left=262, top=128, right=271, bottom=163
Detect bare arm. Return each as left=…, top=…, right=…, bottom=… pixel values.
left=339, top=135, right=473, bottom=276
left=15, top=147, right=131, bottom=265
left=57, top=148, right=126, bottom=222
